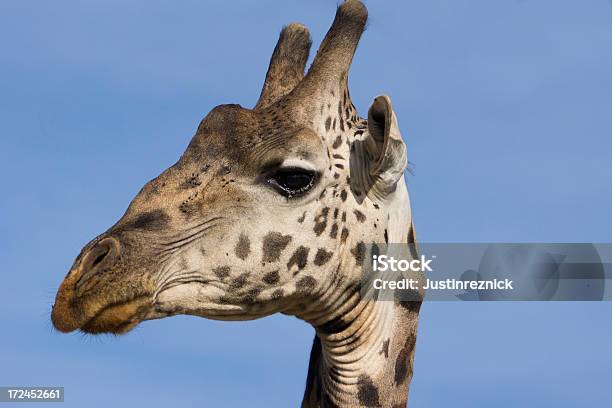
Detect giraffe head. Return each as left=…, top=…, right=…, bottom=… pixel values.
left=51, top=0, right=411, bottom=335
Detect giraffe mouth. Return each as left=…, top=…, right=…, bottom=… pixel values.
left=51, top=274, right=153, bottom=335
left=79, top=295, right=153, bottom=335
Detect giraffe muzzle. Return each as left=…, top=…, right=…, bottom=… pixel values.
left=51, top=236, right=129, bottom=333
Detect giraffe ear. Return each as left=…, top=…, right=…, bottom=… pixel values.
left=349, top=95, right=408, bottom=201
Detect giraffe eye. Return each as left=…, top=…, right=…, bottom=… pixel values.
left=268, top=167, right=317, bottom=198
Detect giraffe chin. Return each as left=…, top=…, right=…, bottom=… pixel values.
left=79, top=296, right=152, bottom=335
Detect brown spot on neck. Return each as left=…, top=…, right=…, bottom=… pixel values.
left=314, top=248, right=333, bottom=266
left=332, top=135, right=343, bottom=149
left=341, top=227, right=349, bottom=243
left=394, top=334, right=417, bottom=387
left=357, top=375, right=381, bottom=407
left=313, top=207, right=330, bottom=236
left=213, top=266, right=230, bottom=280
left=262, top=270, right=280, bottom=285
left=351, top=242, right=366, bottom=265
left=353, top=209, right=366, bottom=222
left=296, top=276, right=316, bottom=293
left=230, top=273, right=249, bottom=290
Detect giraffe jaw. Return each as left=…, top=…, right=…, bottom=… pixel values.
left=146, top=281, right=281, bottom=322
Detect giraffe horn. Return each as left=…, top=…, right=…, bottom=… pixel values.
left=293, top=0, right=367, bottom=101
left=255, top=23, right=312, bottom=110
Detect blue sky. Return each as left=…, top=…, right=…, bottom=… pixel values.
left=1, top=1, right=611, bottom=406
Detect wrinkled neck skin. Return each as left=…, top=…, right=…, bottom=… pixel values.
left=302, top=301, right=420, bottom=408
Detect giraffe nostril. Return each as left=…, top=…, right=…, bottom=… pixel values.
left=91, top=247, right=110, bottom=268
left=76, top=237, right=120, bottom=289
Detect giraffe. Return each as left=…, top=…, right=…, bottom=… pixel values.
left=51, top=1, right=422, bottom=407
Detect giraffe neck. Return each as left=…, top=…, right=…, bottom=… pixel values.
left=297, top=173, right=420, bottom=407
left=301, top=298, right=421, bottom=408
left=291, top=78, right=420, bottom=407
